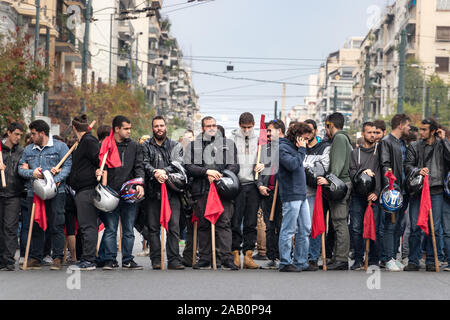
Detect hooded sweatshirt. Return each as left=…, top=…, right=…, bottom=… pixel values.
left=349, top=143, right=382, bottom=197
left=231, top=128, right=258, bottom=185
left=329, top=130, right=353, bottom=183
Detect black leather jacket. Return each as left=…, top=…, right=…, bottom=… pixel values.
left=405, top=138, right=450, bottom=195
left=0, top=141, right=24, bottom=198
left=184, top=133, right=239, bottom=198
left=379, top=133, right=407, bottom=191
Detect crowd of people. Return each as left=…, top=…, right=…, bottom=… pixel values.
left=0, top=111, right=449, bottom=273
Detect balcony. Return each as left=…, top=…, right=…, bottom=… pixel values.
left=147, top=75, right=156, bottom=86
left=65, top=0, right=86, bottom=9
left=151, top=0, right=162, bottom=9
left=118, top=20, right=132, bottom=39
left=148, top=49, right=158, bottom=61
left=55, top=26, right=76, bottom=52
left=149, top=26, right=160, bottom=42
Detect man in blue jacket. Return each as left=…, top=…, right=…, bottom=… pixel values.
left=278, top=122, right=312, bottom=272
left=18, top=120, right=71, bottom=270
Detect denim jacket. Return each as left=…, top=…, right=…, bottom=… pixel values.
left=18, top=136, right=72, bottom=197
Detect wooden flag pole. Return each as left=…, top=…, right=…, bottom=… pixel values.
left=321, top=232, right=327, bottom=271
left=269, top=180, right=279, bottom=222
left=429, top=208, right=440, bottom=272
left=97, top=152, right=108, bottom=182
left=161, top=226, right=165, bottom=270
left=23, top=203, right=36, bottom=270
left=62, top=238, right=68, bottom=264
left=192, top=220, right=198, bottom=266
left=254, top=145, right=262, bottom=181
left=211, top=223, right=217, bottom=270
left=0, top=151, right=6, bottom=188
left=96, top=230, right=102, bottom=257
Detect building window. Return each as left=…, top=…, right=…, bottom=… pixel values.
left=436, top=26, right=450, bottom=41
left=436, top=0, right=450, bottom=11
left=436, top=57, right=449, bottom=72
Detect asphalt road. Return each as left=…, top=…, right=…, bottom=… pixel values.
left=1, top=241, right=449, bottom=300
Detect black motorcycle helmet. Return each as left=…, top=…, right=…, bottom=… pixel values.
left=406, top=168, right=424, bottom=197
left=215, top=169, right=240, bottom=200
left=305, top=162, right=326, bottom=188
left=353, top=171, right=375, bottom=197
left=323, top=173, right=348, bottom=202
left=166, top=161, right=188, bottom=193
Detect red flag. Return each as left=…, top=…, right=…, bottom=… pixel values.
left=311, top=185, right=325, bottom=239
left=160, top=182, right=172, bottom=231
left=204, top=183, right=224, bottom=225
left=99, top=129, right=122, bottom=168
left=98, top=222, right=105, bottom=232
left=385, top=170, right=397, bottom=190
left=417, top=175, right=432, bottom=236
left=192, top=209, right=199, bottom=224
left=33, top=194, right=47, bottom=231
left=363, top=202, right=376, bottom=242
left=258, top=114, right=267, bottom=146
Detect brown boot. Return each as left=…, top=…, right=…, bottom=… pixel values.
left=232, top=250, right=241, bottom=269
left=244, top=250, right=259, bottom=269
left=20, top=257, right=42, bottom=270
left=50, top=258, right=62, bottom=270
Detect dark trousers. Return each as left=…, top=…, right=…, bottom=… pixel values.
left=182, top=208, right=196, bottom=265
left=74, top=189, right=98, bottom=263
left=232, top=183, right=259, bottom=253
left=261, top=190, right=282, bottom=260
left=147, top=195, right=182, bottom=266
left=19, top=197, right=28, bottom=257
left=28, top=193, right=66, bottom=262
left=195, top=194, right=233, bottom=264
left=0, top=196, right=20, bottom=265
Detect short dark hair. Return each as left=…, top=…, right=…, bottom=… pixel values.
left=362, top=121, right=375, bottom=132
left=326, top=112, right=345, bottom=130
left=373, top=119, right=386, bottom=132
left=29, top=120, right=49, bottom=136
left=201, top=116, right=215, bottom=128
left=304, top=119, right=317, bottom=130
left=286, top=122, right=313, bottom=144
left=7, top=122, right=24, bottom=133
left=97, top=125, right=111, bottom=141
left=152, top=116, right=165, bottom=127
left=112, top=115, right=131, bottom=131
left=391, top=114, right=411, bottom=130
left=421, top=118, right=439, bottom=133
left=267, top=119, right=286, bottom=135
left=239, top=112, right=255, bottom=125
left=72, top=114, right=89, bottom=132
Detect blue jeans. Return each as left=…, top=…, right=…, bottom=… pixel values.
left=307, top=196, right=321, bottom=262
left=98, top=200, right=137, bottom=264
left=408, top=194, right=443, bottom=265
left=279, top=199, right=311, bottom=269
left=382, top=195, right=408, bottom=261
left=349, top=195, right=380, bottom=265
left=442, top=197, right=450, bottom=264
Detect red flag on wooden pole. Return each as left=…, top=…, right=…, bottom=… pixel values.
left=160, top=182, right=172, bottom=231
left=257, top=114, right=268, bottom=146
left=192, top=209, right=199, bottom=224
left=204, top=183, right=224, bottom=225
left=98, top=129, right=122, bottom=168
left=417, top=175, right=431, bottom=236
left=363, top=202, right=376, bottom=242
left=311, top=185, right=325, bottom=239
left=33, top=194, right=47, bottom=231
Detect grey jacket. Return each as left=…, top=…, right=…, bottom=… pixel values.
left=303, top=140, right=331, bottom=197
left=230, top=128, right=258, bottom=184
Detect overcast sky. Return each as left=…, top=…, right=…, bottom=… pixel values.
left=163, top=0, right=392, bottom=133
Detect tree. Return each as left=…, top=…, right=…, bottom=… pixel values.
left=0, top=30, right=49, bottom=131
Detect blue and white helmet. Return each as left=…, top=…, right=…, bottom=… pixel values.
left=380, top=184, right=404, bottom=212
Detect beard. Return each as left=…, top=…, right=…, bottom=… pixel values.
left=154, top=130, right=167, bottom=141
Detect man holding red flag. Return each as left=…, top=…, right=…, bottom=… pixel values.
left=404, top=118, right=450, bottom=272
left=18, top=120, right=72, bottom=270
left=230, top=112, right=264, bottom=269
left=96, top=116, right=145, bottom=271
left=184, top=116, right=240, bottom=270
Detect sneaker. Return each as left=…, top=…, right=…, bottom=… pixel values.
left=69, top=261, right=96, bottom=271
left=386, top=259, right=401, bottom=272
left=42, top=255, right=52, bottom=266
left=279, top=264, right=301, bottom=272
left=112, top=261, right=119, bottom=268
left=261, top=259, right=279, bottom=270
left=193, top=260, right=211, bottom=270
left=221, top=260, right=239, bottom=271
left=137, top=249, right=150, bottom=257
left=379, top=261, right=386, bottom=269
left=168, top=263, right=185, bottom=270
left=305, top=260, right=319, bottom=271
left=50, top=258, right=62, bottom=270
left=350, top=261, right=364, bottom=271
left=103, top=260, right=115, bottom=270
left=443, top=266, right=450, bottom=272
left=0, top=264, right=15, bottom=271
left=152, top=264, right=161, bottom=270
left=20, top=258, right=41, bottom=270
left=122, top=260, right=143, bottom=270
left=404, top=263, right=420, bottom=271
left=426, top=264, right=437, bottom=272
left=182, top=260, right=192, bottom=268
left=18, top=257, right=24, bottom=265
left=394, top=260, right=405, bottom=270
left=327, top=261, right=349, bottom=271
left=252, top=253, right=268, bottom=261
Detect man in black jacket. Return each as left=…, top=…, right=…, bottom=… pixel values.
left=404, top=118, right=450, bottom=272
left=349, top=122, right=382, bottom=270
left=379, top=114, right=411, bottom=271
left=96, top=115, right=145, bottom=270
left=67, top=115, right=99, bottom=271
left=184, top=116, right=240, bottom=270
left=142, top=116, right=184, bottom=270
left=0, top=122, right=24, bottom=271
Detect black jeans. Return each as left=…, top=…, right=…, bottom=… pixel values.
left=74, top=189, right=98, bottom=263
left=147, top=194, right=182, bottom=266
left=232, top=183, right=260, bottom=253
left=182, top=208, right=195, bottom=265
left=261, top=190, right=282, bottom=260
left=195, top=195, right=234, bottom=264
left=28, top=193, right=66, bottom=262
left=0, top=196, right=20, bottom=265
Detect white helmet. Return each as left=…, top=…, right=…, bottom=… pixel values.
left=33, top=170, right=57, bottom=200
left=92, top=183, right=120, bottom=212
